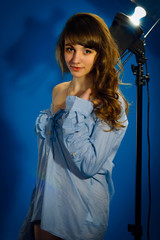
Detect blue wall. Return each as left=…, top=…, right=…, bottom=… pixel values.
left=1, top=0, right=160, bottom=239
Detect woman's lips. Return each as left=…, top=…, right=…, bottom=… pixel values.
left=70, top=66, right=83, bottom=71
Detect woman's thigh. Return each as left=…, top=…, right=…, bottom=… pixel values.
left=34, top=223, right=63, bottom=240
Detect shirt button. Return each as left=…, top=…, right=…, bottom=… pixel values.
left=46, top=131, right=50, bottom=135
left=72, top=152, right=76, bottom=156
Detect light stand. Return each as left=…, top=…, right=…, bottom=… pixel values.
left=110, top=12, right=150, bottom=240
left=128, top=39, right=149, bottom=240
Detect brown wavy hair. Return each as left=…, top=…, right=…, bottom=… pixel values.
left=56, top=13, right=129, bottom=130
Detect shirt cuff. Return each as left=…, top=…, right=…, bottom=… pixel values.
left=65, top=95, right=93, bottom=117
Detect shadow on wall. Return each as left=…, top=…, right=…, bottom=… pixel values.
left=3, top=8, right=65, bottom=85
left=0, top=116, right=24, bottom=230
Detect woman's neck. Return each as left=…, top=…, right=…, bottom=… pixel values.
left=69, top=76, right=93, bottom=96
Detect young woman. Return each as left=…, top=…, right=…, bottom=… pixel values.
left=18, top=13, right=129, bottom=240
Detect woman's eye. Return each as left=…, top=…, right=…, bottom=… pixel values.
left=65, top=47, right=74, bottom=52
left=84, top=49, right=92, bottom=54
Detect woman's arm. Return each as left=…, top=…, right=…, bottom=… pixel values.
left=62, top=94, right=128, bottom=178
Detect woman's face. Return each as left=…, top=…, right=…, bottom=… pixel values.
left=64, top=40, right=97, bottom=79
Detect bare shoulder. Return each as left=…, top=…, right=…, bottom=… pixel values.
left=52, top=81, right=70, bottom=99
left=52, top=82, right=71, bottom=114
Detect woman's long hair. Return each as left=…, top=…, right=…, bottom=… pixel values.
left=56, top=13, right=129, bottom=130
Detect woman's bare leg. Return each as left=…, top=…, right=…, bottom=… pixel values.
left=34, top=223, right=63, bottom=240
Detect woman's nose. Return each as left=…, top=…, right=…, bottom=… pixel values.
left=71, top=51, right=81, bottom=63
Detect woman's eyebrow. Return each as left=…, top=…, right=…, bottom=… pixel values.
left=65, top=43, right=73, bottom=46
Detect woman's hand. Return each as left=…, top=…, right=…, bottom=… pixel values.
left=79, top=88, right=101, bottom=105
left=79, top=88, right=92, bottom=101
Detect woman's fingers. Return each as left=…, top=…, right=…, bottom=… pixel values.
left=79, top=88, right=92, bottom=101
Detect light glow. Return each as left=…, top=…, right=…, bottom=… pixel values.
left=129, top=6, right=146, bottom=26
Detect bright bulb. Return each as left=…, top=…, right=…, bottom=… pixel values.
left=129, top=6, right=146, bottom=26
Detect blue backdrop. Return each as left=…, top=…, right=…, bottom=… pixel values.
left=0, top=0, right=160, bottom=239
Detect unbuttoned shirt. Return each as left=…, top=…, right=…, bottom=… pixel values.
left=19, top=95, right=128, bottom=240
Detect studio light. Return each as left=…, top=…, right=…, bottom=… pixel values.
left=109, top=4, right=159, bottom=240
left=109, top=7, right=146, bottom=57
left=110, top=3, right=159, bottom=239
left=129, top=6, right=146, bottom=26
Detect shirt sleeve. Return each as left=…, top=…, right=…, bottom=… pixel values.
left=62, top=95, right=128, bottom=178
